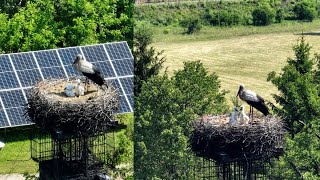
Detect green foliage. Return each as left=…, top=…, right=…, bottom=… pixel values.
left=0, top=0, right=133, bottom=53
left=0, top=0, right=28, bottom=17
left=135, top=0, right=320, bottom=28
left=133, top=24, right=165, bottom=95
left=135, top=61, right=228, bottom=179
left=293, top=0, right=317, bottom=21
left=173, top=61, right=228, bottom=115
left=275, top=8, right=284, bottom=23
left=135, top=1, right=256, bottom=27
left=231, top=96, right=240, bottom=108
left=268, top=37, right=319, bottom=134
left=252, top=3, right=276, bottom=26
left=180, top=16, right=202, bottom=34
left=268, top=37, right=320, bottom=178
left=108, top=113, right=134, bottom=179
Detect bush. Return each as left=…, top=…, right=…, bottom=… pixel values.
left=293, top=0, right=317, bottom=21
left=252, top=4, right=276, bottom=26
left=275, top=8, right=284, bottom=23
left=163, top=28, right=169, bottom=34
left=180, top=16, right=202, bottom=34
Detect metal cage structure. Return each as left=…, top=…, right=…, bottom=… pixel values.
left=190, top=157, right=284, bottom=180
left=30, top=129, right=115, bottom=179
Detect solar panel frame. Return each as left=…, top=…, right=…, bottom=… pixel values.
left=0, top=41, right=133, bottom=129
left=103, top=43, right=133, bottom=113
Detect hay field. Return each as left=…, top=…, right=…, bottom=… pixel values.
left=153, top=32, right=320, bottom=105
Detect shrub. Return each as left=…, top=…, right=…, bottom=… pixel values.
left=275, top=8, right=284, bottom=23
left=163, top=28, right=169, bottom=34
left=293, top=0, right=317, bottom=21
left=252, top=4, right=276, bottom=26
left=180, top=16, right=202, bottom=34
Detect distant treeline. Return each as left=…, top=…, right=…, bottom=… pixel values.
left=135, top=0, right=320, bottom=27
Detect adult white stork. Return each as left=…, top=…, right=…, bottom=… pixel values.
left=236, top=84, right=269, bottom=119
left=72, top=54, right=107, bottom=92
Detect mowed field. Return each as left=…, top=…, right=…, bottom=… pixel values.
left=153, top=32, right=320, bottom=106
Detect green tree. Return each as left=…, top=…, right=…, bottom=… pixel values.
left=0, top=0, right=28, bottom=17
left=268, top=37, right=320, bottom=135
left=180, top=16, right=202, bottom=34
left=293, top=0, right=317, bottom=21
left=0, top=0, right=133, bottom=53
left=135, top=61, right=228, bottom=179
left=133, top=25, right=165, bottom=95
left=268, top=37, right=320, bottom=178
left=252, top=3, right=276, bottom=26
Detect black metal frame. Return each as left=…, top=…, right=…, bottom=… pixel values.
left=191, top=157, right=284, bottom=180
left=30, top=129, right=115, bottom=179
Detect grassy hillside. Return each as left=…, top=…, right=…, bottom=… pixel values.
left=151, top=24, right=320, bottom=107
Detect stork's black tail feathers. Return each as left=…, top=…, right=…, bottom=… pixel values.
left=247, top=101, right=269, bottom=116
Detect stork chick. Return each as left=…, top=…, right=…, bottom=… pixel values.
left=239, top=105, right=250, bottom=125
left=75, top=79, right=85, bottom=97
left=228, top=106, right=238, bottom=125
left=64, top=84, right=76, bottom=97
left=72, top=54, right=108, bottom=92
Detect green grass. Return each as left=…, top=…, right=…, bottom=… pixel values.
left=150, top=20, right=320, bottom=109
left=150, top=20, right=320, bottom=43
left=0, top=126, right=38, bottom=174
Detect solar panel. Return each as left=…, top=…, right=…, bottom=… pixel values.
left=0, top=41, right=134, bottom=128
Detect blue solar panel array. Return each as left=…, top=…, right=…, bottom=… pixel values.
left=0, top=41, right=133, bottom=128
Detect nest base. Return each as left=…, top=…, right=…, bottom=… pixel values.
left=191, top=115, right=285, bottom=163
left=26, top=78, right=119, bottom=134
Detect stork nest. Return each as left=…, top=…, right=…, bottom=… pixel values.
left=26, top=78, right=119, bottom=134
left=190, top=115, right=285, bottom=163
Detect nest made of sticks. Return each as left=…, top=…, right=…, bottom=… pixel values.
left=190, top=115, right=285, bottom=163
left=26, top=78, right=119, bottom=134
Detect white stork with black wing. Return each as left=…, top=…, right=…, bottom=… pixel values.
left=237, top=84, right=269, bottom=119
left=72, top=54, right=107, bottom=92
